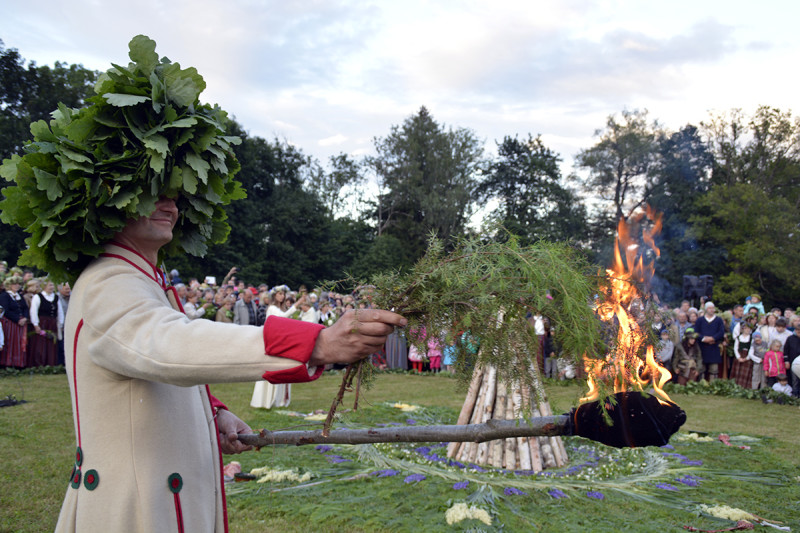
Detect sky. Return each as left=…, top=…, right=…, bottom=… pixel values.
left=3, top=0, right=798, bottom=174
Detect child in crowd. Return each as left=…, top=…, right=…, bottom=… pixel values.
left=730, top=322, right=753, bottom=388
left=763, top=339, right=786, bottom=387
left=772, top=374, right=792, bottom=399
left=748, top=331, right=768, bottom=389
left=427, top=334, right=443, bottom=373
left=656, top=328, right=674, bottom=368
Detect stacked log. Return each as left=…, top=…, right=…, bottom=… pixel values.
left=447, top=365, right=568, bottom=470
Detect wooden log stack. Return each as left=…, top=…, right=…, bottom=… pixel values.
left=446, top=365, right=568, bottom=470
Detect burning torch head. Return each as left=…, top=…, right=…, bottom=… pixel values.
left=569, top=392, right=686, bottom=448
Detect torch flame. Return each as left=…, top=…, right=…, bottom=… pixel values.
left=581, top=206, right=673, bottom=405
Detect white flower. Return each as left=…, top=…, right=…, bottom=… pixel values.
left=698, top=504, right=755, bottom=521
left=250, top=467, right=313, bottom=484
left=445, top=502, right=492, bottom=526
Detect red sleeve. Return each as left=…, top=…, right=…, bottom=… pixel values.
left=208, top=390, right=228, bottom=411
left=261, top=316, right=325, bottom=384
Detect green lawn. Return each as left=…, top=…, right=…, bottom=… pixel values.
left=1, top=372, right=798, bottom=532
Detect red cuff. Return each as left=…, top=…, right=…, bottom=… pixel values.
left=263, top=316, right=324, bottom=363
left=208, top=390, right=227, bottom=411
left=262, top=363, right=324, bottom=384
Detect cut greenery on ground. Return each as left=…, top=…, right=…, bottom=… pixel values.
left=1, top=372, right=798, bottom=532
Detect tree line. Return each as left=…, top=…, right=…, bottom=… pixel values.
left=1, top=40, right=799, bottom=308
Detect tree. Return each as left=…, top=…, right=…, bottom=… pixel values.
left=476, top=135, right=588, bottom=245
left=689, top=182, right=800, bottom=307
left=576, top=109, right=661, bottom=223
left=702, top=106, right=800, bottom=203
left=690, top=107, right=800, bottom=307
left=305, top=153, right=368, bottom=218
left=0, top=41, right=97, bottom=267
left=369, top=106, right=484, bottom=264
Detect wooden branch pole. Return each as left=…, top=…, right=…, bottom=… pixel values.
left=238, top=415, right=571, bottom=447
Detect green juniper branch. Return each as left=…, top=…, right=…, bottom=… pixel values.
left=323, top=234, right=616, bottom=434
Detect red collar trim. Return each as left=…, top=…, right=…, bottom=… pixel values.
left=102, top=242, right=167, bottom=289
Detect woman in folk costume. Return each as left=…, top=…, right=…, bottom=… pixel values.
left=0, top=276, right=29, bottom=368
left=250, top=285, right=307, bottom=409
left=0, top=35, right=405, bottom=533
left=29, top=280, right=64, bottom=366
left=730, top=321, right=754, bottom=389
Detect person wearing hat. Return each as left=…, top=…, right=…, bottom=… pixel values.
left=672, top=327, right=703, bottom=385
left=694, top=301, right=726, bottom=381
left=0, top=275, right=29, bottom=368
left=0, top=36, right=406, bottom=533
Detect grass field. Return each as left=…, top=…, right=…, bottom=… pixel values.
left=1, top=371, right=798, bottom=532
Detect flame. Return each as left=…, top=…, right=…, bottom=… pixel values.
left=580, top=206, right=673, bottom=405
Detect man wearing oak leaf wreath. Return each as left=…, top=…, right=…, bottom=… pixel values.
left=54, top=198, right=404, bottom=533
left=0, top=35, right=405, bottom=533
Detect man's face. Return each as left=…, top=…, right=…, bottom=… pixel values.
left=242, top=290, right=252, bottom=302
left=116, top=198, right=178, bottom=255
left=733, top=306, right=743, bottom=318
left=677, top=311, right=687, bottom=324
left=680, top=301, right=690, bottom=312
left=705, top=305, right=715, bottom=317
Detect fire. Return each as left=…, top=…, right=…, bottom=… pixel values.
left=581, top=206, right=673, bottom=405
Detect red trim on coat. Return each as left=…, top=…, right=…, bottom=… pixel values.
left=99, top=253, right=158, bottom=284
left=263, top=316, right=324, bottom=363
left=262, top=363, right=324, bottom=384
left=73, top=319, right=84, bottom=448
left=173, top=492, right=185, bottom=533
left=165, top=286, right=185, bottom=313
left=206, top=385, right=230, bottom=533
left=107, top=241, right=162, bottom=281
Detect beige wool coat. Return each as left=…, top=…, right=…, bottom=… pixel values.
left=55, top=243, right=324, bottom=533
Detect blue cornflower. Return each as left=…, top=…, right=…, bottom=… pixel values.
left=315, top=445, right=333, bottom=453
left=404, top=473, right=426, bottom=483
left=406, top=419, right=417, bottom=425
left=676, top=475, right=702, bottom=487
left=682, top=459, right=703, bottom=466
left=586, top=491, right=605, bottom=500
left=372, top=469, right=400, bottom=477
left=660, top=444, right=675, bottom=450
left=504, top=487, right=527, bottom=496
left=468, top=463, right=487, bottom=473
left=452, top=481, right=470, bottom=490
left=448, top=460, right=465, bottom=469
left=661, top=452, right=688, bottom=461
left=548, top=489, right=568, bottom=499
left=414, top=446, right=431, bottom=455
left=325, top=455, right=351, bottom=464
left=655, top=483, right=678, bottom=491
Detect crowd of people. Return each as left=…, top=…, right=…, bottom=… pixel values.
left=651, top=296, right=800, bottom=400
left=3, top=260, right=799, bottom=402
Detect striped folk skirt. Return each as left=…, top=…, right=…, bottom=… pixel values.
left=729, top=358, right=753, bottom=389
left=0, top=317, right=28, bottom=368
